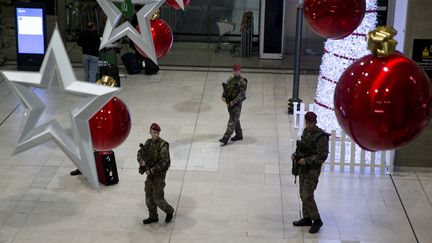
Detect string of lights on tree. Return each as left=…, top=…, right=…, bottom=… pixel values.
left=313, top=0, right=378, bottom=134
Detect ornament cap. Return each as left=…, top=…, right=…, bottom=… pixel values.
left=97, top=75, right=117, bottom=87
left=151, top=10, right=160, bottom=20
left=367, top=26, right=398, bottom=57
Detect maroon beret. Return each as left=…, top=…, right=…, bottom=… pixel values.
left=150, top=123, right=161, bottom=132
left=232, top=64, right=241, bottom=71
left=305, top=111, right=317, bottom=123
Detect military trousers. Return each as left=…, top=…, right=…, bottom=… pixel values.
left=299, top=168, right=321, bottom=220
left=145, top=172, right=174, bottom=219
left=224, top=103, right=242, bottom=137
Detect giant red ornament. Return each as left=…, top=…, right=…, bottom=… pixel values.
left=304, top=0, right=366, bottom=39
left=334, top=52, right=432, bottom=151
left=166, top=0, right=191, bottom=10
left=89, top=97, right=131, bottom=151
left=135, top=18, right=173, bottom=59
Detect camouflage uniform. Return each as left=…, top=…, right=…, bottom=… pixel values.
left=137, top=137, right=174, bottom=219
left=222, top=76, right=247, bottom=139
left=298, top=126, right=329, bottom=221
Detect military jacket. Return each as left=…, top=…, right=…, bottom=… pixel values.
left=224, top=76, right=247, bottom=105
left=299, top=126, right=329, bottom=168
left=137, top=137, right=171, bottom=175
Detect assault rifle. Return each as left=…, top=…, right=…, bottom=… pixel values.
left=138, top=143, right=148, bottom=175
left=291, top=140, right=305, bottom=184
left=222, top=82, right=230, bottom=103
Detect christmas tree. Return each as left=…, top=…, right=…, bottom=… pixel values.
left=314, top=0, right=378, bottom=133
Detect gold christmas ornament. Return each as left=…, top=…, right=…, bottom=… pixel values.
left=367, top=26, right=398, bottom=57
left=97, top=75, right=117, bottom=87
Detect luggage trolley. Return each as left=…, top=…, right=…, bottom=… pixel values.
left=215, top=19, right=236, bottom=53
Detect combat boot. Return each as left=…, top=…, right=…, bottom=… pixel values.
left=70, top=169, right=81, bottom=176
left=231, top=134, right=243, bottom=141
left=309, top=218, right=323, bottom=233
left=165, top=211, right=174, bottom=223
left=143, top=217, right=158, bottom=224
left=292, top=217, right=312, bottom=226
left=219, top=136, right=229, bottom=145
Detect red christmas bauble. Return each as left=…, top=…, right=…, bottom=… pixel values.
left=89, top=97, right=131, bottom=151
left=135, top=18, right=173, bottom=59
left=334, top=52, right=432, bottom=151
left=304, top=0, right=366, bottom=39
left=166, top=0, right=191, bottom=10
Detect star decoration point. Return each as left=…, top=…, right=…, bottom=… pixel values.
left=1, top=29, right=120, bottom=191
left=97, top=0, right=186, bottom=64
left=97, top=0, right=165, bottom=64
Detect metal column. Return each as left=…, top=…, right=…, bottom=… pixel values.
left=288, top=0, right=304, bottom=114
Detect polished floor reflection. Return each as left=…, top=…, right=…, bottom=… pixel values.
left=0, top=67, right=431, bottom=243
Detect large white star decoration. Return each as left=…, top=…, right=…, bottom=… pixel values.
left=0, top=29, right=120, bottom=191
left=97, top=0, right=185, bottom=65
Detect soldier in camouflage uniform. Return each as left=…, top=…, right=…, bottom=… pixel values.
left=219, top=64, right=248, bottom=145
left=137, top=123, right=174, bottom=224
left=292, top=112, right=329, bottom=234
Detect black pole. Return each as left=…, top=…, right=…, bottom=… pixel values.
left=288, top=0, right=303, bottom=114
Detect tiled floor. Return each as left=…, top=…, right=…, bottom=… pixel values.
left=0, top=67, right=431, bottom=243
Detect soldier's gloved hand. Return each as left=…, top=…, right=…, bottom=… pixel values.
left=145, top=169, right=152, bottom=175
left=298, top=158, right=306, bottom=165
left=139, top=166, right=145, bottom=175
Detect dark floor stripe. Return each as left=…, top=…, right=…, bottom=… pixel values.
left=390, top=175, right=420, bottom=243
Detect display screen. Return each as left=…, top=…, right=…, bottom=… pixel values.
left=16, top=7, right=45, bottom=54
